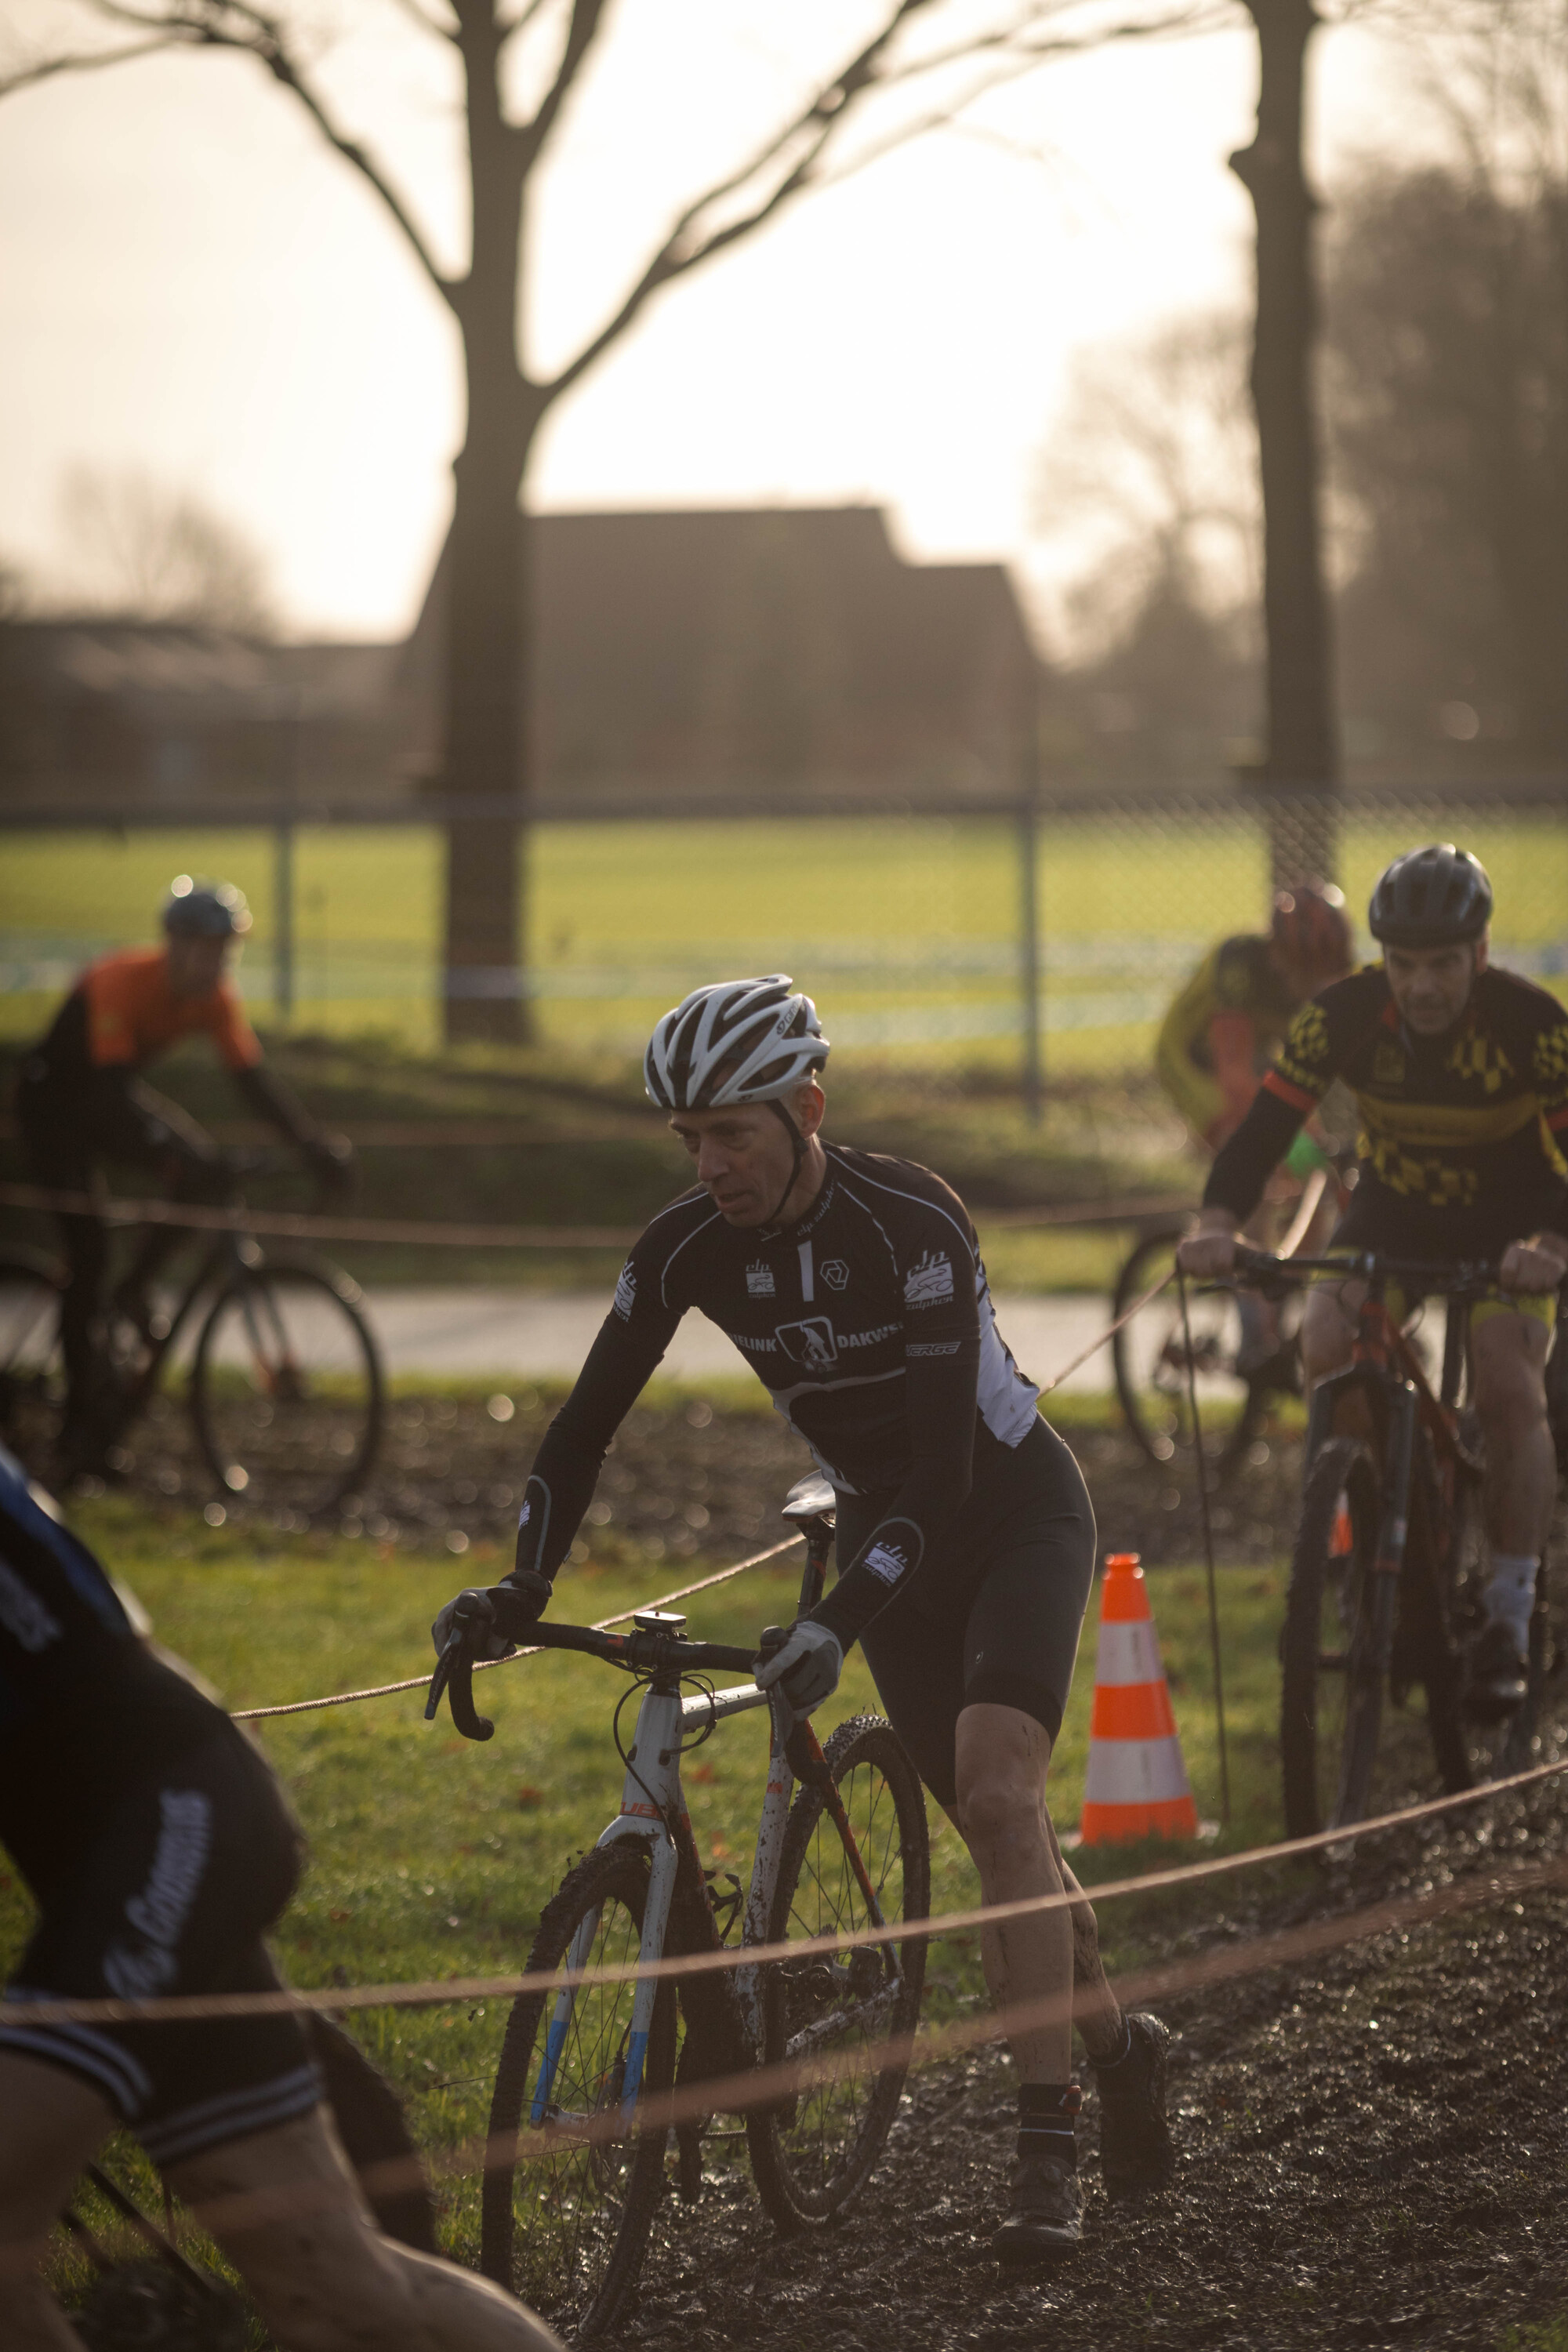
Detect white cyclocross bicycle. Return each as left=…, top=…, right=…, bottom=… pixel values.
left=426, top=1475, right=931, bottom=2343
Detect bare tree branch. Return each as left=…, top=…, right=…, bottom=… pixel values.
left=814, top=2, right=1238, bottom=198
left=498, top=0, right=559, bottom=45
left=382, top=0, right=459, bottom=41
left=19, top=0, right=458, bottom=304
left=543, top=0, right=1228, bottom=404
left=515, top=0, right=608, bottom=165
left=0, top=34, right=181, bottom=96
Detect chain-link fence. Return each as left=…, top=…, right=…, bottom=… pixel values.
left=1, top=786, right=1563, bottom=1092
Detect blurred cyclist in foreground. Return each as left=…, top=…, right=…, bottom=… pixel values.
left=13, top=879, right=350, bottom=1477
left=0, top=1443, right=561, bottom=2350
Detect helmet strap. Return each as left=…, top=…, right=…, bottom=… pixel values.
left=765, top=1098, right=808, bottom=1228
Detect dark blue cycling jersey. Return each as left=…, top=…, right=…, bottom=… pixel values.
left=0, top=1443, right=139, bottom=1734
left=0, top=1445, right=223, bottom=1893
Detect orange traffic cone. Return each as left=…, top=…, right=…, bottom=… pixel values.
left=1079, top=1552, right=1200, bottom=1845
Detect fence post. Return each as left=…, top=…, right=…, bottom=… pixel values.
left=1018, top=786, right=1043, bottom=1124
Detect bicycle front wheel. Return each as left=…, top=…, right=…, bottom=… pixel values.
left=190, top=1258, right=382, bottom=1518
left=481, top=1842, right=675, bottom=2340
left=1281, top=1436, right=1386, bottom=1836
left=1110, top=1225, right=1265, bottom=1477
left=746, top=1715, right=929, bottom=2230
left=0, top=1251, right=64, bottom=1466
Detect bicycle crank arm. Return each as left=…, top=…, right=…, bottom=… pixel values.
left=782, top=1983, right=903, bottom=2063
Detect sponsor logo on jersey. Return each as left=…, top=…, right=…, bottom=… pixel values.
left=836, top=1321, right=901, bottom=1349
left=903, top=1250, right=953, bottom=1306
left=775, top=1317, right=839, bottom=1370
left=863, top=1541, right=909, bottom=1587
left=820, top=1259, right=849, bottom=1291
left=735, top=1332, right=779, bottom=1353
left=1372, top=1039, right=1405, bottom=1086
left=746, top=1260, right=776, bottom=1297
left=613, top=1262, right=637, bottom=1320
left=0, top=1558, right=61, bottom=1653
left=907, top=1340, right=961, bottom=1357
left=104, top=1788, right=212, bottom=1999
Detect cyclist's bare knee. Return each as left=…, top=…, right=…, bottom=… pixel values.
left=1472, top=1313, right=1549, bottom=1431
left=1301, top=1282, right=1360, bottom=1389
left=954, top=1706, right=1051, bottom=1873
left=0, top=2057, right=118, bottom=2350
left=166, top=2109, right=560, bottom=2352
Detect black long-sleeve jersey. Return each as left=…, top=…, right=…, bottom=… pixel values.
left=510, top=1145, right=1043, bottom=1646
left=1206, top=962, right=1568, bottom=1239
left=0, top=1446, right=223, bottom=1895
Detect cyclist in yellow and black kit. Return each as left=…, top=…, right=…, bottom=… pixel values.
left=1181, top=845, right=1568, bottom=1710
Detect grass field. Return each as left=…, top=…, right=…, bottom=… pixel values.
left=5, top=808, right=1563, bottom=1069
left=6, top=1486, right=1296, bottom=2284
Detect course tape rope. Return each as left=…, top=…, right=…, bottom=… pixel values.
left=231, top=1536, right=804, bottom=1721
left=7, top=1743, right=1563, bottom=2033
left=0, top=1180, right=1189, bottom=1254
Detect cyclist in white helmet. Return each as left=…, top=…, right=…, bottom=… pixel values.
left=437, top=977, right=1175, bottom=2258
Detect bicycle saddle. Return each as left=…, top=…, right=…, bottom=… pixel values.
left=782, top=1472, right=836, bottom=1530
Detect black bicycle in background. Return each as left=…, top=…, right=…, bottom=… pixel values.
left=0, top=1154, right=383, bottom=1519
left=1232, top=1247, right=1566, bottom=1838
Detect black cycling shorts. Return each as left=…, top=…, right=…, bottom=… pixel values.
left=832, top=1416, right=1096, bottom=1811
left=0, top=1727, right=321, bottom=2169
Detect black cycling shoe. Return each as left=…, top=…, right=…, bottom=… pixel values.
left=990, top=2155, right=1082, bottom=2263
left=1466, top=1618, right=1529, bottom=1721
left=1094, top=2013, right=1177, bottom=2198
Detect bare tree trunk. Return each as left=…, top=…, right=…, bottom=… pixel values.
left=1232, top=0, right=1339, bottom=889
left=441, top=5, right=536, bottom=1046
left=440, top=387, right=540, bottom=1044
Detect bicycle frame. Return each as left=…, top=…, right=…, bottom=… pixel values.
left=1294, top=1258, right=1481, bottom=1677
left=531, top=1530, right=894, bottom=2127
left=110, top=1230, right=247, bottom=1417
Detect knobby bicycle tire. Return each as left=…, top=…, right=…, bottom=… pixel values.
left=746, top=1715, right=929, bottom=2230
left=0, top=1249, right=65, bottom=1467
left=1110, top=1224, right=1265, bottom=1480
left=1281, top=1437, right=1385, bottom=1836
left=1423, top=1464, right=1548, bottom=1789
left=481, top=1841, right=675, bottom=2341
left=189, top=1256, right=383, bottom=1519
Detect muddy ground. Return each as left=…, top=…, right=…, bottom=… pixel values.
left=57, top=1399, right=1568, bottom=2345
left=76, top=1385, right=1301, bottom=1573
left=623, top=1777, right=1568, bottom=2352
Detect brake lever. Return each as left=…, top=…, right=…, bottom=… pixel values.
left=1230, top=1247, right=1297, bottom=1301
left=424, top=1626, right=495, bottom=1742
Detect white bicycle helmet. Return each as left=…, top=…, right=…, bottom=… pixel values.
left=644, top=976, right=829, bottom=1112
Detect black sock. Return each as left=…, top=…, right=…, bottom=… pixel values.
left=1018, top=2082, right=1080, bottom=2169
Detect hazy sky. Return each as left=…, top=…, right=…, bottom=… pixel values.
left=0, top=2, right=1427, bottom=646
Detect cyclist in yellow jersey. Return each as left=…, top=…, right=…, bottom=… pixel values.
left=1157, top=884, right=1353, bottom=1152
left=1158, top=884, right=1352, bottom=1370
left=1180, top=846, right=1568, bottom=1711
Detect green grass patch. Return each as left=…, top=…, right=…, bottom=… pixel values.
left=6, top=1497, right=1292, bottom=2271
left=4, top=812, right=1563, bottom=1070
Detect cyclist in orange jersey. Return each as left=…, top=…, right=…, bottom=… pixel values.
left=13, top=880, right=349, bottom=1475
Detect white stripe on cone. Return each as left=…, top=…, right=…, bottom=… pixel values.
left=1092, top=1621, right=1166, bottom=1688
left=1083, top=1733, right=1193, bottom=1806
